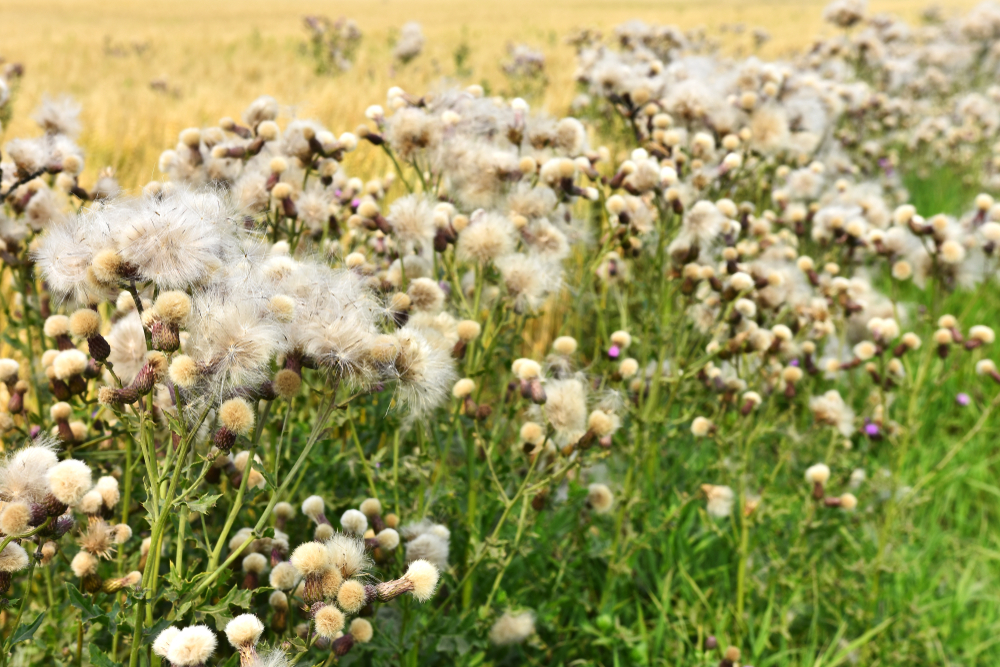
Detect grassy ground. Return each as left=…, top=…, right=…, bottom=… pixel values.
left=0, top=0, right=980, bottom=190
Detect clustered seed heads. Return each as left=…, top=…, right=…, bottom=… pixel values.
left=0, top=3, right=999, bottom=661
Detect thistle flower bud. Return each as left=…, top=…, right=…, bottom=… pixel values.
left=241, top=552, right=268, bottom=589
left=290, top=541, right=330, bottom=604
left=269, top=590, right=289, bottom=631
left=101, top=571, right=142, bottom=593
left=215, top=398, right=255, bottom=453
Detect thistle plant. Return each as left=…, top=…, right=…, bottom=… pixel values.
left=0, top=2, right=1000, bottom=664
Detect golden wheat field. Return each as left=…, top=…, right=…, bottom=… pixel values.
left=7, top=0, right=1000, bottom=664
left=0, top=0, right=979, bottom=189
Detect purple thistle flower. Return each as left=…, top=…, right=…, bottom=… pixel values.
left=607, top=344, right=621, bottom=360
left=956, top=392, right=971, bottom=406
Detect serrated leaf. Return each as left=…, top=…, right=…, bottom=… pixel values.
left=107, top=600, right=120, bottom=636
left=67, top=583, right=102, bottom=621
left=198, top=584, right=253, bottom=617
left=89, top=645, right=120, bottom=667
left=9, top=611, right=45, bottom=645
left=258, top=467, right=277, bottom=490
left=185, top=493, right=223, bottom=515
left=200, top=584, right=253, bottom=631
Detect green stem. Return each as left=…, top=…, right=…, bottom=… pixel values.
left=208, top=401, right=272, bottom=570
left=348, top=408, right=378, bottom=497
left=187, top=390, right=340, bottom=600
left=1, top=558, right=36, bottom=664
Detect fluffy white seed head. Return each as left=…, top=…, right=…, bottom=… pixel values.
left=404, top=559, right=440, bottom=601
left=610, top=330, right=631, bottom=348
left=452, top=378, right=476, bottom=399
left=805, top=463, right=831, bottom=485
left=489, top=611, right=536, bottom=645
left=53, top=349, right=88, bottom=380
left=302, top=495, right=325, bottom=521
left=376, top=528, right=400, bottom=551
left=340, top=509, right=368, bottom=535
left=166, top=625, right=218, bottom=666
left=47, top=459, right=92, bottom=505
left=290, top=541, right=330, bottom=577
left=242, top=552, right=268, bottom=574
left=691, top=416, right=713, bottom=437
left=274, top=501, right=296, bottom=520
left=552, top=336, right=578, bottom=355
left=587, top=483, right=614, bottom=513
left=337, top=578, right=367, bottom=613
left=0, top=542, right=29, bottom=573
left=350, top=617, right=374, bottom=643
left=314, top=605, right=346, bottom=639
left=153, top=627, right=181, bottom=658
left=359, top=498, right=382, bottom=518
left=78, top=490, right=104, bottom=515
left=456, top=320, right=481, bottom=341
left=169, top=355, right=200, bottom=389
left=325, top=532, right=371, bottom=578
left=225, top=614, right=264, bottom=649
left=70, top=550, right=98, bottom=577
left=0, top=359, right=20, bottom=384
left=971, top=325, right=995, bottom=344
left=269, top=561, right=300, bottom=590
left=44, top=315, right=70, bottom=338
left=95, top=476, right=120, bottom=509
left=0, top=502, right=31, bottom=536
left=219, top=398, right=255, bottom=436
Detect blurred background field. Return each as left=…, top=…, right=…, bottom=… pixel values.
left=0, top=0, right=980, bottom=190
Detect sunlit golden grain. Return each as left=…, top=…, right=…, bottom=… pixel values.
left=1, top=0, right=978, bottom=189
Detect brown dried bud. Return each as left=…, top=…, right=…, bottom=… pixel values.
left=214, top=427, right=237, bottom=453
left=88, top=335, right=111, bottom=362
